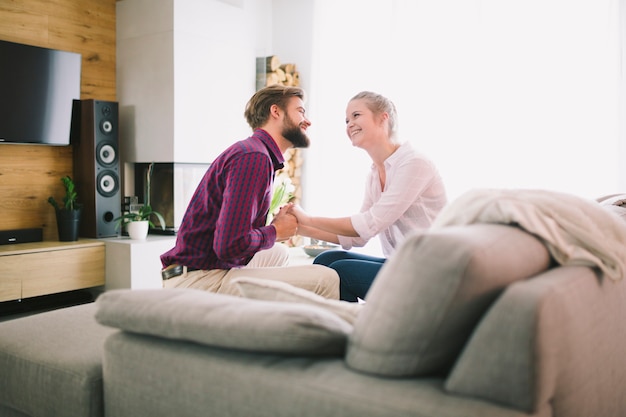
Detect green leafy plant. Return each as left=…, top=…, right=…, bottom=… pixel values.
left=47, top=176, right=80, bottom=211
left=113, top=161, right=165, bottom=231
left=114, top=204, right=165, bottom=231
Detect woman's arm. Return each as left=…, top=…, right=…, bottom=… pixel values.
left=295, top=224, right=341, bottom=244
left=290, top=205, right=359, bottom=238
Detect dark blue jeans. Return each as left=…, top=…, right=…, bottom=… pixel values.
left=313, top=250, right=386, bottom=302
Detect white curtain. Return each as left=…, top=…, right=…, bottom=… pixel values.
left=303, top=0, right=621, bottom=224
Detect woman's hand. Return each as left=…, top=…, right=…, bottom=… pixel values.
left=288, top=204, right=311, bottom=226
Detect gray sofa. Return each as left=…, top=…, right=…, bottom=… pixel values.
left=1, top=223, right=625, bottom=417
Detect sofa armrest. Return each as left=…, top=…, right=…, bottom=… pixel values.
left=445, top=266, right=626, bottom=416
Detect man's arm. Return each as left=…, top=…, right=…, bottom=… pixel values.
left=213, top=153, right=276, bottom=260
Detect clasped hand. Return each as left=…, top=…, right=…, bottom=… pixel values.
left=270, top=203, right=310, bottom=242
left=270, top=203, right=297, bottom=241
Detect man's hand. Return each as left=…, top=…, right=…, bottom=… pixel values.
left=271, top=204, right=298, bottom=241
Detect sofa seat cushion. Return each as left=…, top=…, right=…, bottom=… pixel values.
left=95, top=288, right=352, bottom=356
left=103, top=330, right=546, bottom=417
left=0, top=303, right=115, bottom=417
left=346, top=224, right=552, bottom=377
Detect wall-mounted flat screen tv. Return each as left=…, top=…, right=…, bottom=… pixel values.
left=0, top=40, right=81, bottom=145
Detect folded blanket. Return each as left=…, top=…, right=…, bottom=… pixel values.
left=432, top=189, right=626, bottom=281
left=597, top=193, right=626, bottom=207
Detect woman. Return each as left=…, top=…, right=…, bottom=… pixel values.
left=290, top=91, right=448, bottom=301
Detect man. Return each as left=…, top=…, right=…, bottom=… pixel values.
left=160, top=85, right=339, bottom=298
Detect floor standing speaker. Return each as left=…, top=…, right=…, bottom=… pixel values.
left=72, top=99, right=121, bottom=238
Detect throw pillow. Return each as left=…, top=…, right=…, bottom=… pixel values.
left=95, top=288, right=352, bottom=356
left=233, top=276, right=363, bottom=324
left=345, top=224, right=552, bottom=377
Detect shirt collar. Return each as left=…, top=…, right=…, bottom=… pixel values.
left=380, top=141, right=410, bottom=169
left=253, top=129, right=285, bottom=171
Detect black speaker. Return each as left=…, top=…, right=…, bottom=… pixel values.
left=72, top=99, right=121, bottom=238
left=0, top=228, right=43, bottom=245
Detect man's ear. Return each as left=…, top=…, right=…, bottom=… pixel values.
left=270, top=103, right=282, bottom=120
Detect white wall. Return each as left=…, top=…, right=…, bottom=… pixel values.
left=298, top=0, right=622, bottom=223
left=117, top=0, right=266, bottom=165
left=117, top=0, right=176, bottom=163
left=269, top=0, right=315, bottom=92
left=173, top=0, right=256, bottom=162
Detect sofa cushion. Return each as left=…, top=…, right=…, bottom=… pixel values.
left=0, top=303, right=115, bottom=417
left=96, top=288, right=351, bottom=356
left=346, top=224, right=552, bottom=377
left=234, top=276, right=363, bottom=324
left=102, top=331, right=541, bottom=417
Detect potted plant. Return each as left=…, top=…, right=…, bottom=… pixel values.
left=48, top=175, right=82, bottom=241
left=114, top=162, right=165, bottom=240
left=114, top=204, right=165, bottom=240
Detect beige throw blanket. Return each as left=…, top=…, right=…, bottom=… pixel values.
left=432, top=189, right=626, bottom=281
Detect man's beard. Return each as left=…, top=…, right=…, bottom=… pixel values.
left=282, top=116, right=310, bottom=148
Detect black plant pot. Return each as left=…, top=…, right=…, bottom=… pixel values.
left=55, top=208, right=82, bottom=242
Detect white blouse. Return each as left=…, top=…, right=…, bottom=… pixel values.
left=338, top=142, right=448, bottom=257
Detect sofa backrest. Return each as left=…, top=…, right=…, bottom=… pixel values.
left=345, top=223, right=552, bottom=377
left=445, top=265, right=626, bottom=416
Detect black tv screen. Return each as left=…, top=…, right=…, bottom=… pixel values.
left=0, top=40, right=81, bottom=145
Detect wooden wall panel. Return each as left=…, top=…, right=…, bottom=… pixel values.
left=0, top=0, right=116, bottom=240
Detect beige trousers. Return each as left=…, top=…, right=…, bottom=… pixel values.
left=163, top=244, right=340, bottom=299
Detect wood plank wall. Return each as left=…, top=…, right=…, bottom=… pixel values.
left=0, top=0, right=116, bottom=240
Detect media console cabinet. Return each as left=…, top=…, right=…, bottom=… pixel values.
left=0, top=240, right=105, bottom=302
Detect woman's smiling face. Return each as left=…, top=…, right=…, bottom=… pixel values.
left=345, top=98, right=386, bottom=149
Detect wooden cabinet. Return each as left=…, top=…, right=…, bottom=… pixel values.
left=0, top=240, right=105, bottom=302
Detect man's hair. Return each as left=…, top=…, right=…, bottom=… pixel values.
left=244, top=85, right=305, bottom=129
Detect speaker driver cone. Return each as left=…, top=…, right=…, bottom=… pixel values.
left=100, top=119, right=113, bottom=134
left=97, top=171, right=119, bottom=197
left=97, top=142, right=117, bottom=166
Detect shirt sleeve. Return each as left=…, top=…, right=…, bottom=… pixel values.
left=213, top=152, right=276, bottom=261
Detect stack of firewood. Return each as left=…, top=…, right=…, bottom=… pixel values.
left=256, top=55, right=304, bottom=246
left=259, top=55, right=300, bottom=88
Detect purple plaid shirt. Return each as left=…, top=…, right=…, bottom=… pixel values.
left=160, top=129, right=284, bottom=270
